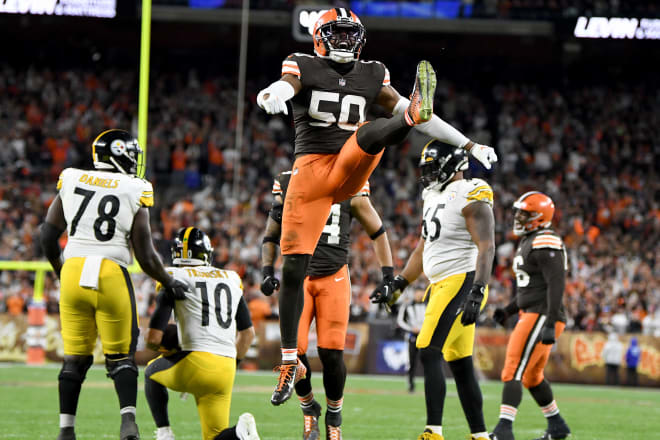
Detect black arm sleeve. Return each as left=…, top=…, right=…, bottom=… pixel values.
left=532, top=248, right=566, bottom=323
left=235, top=296, right=252, bottom=331
left=149, top=291, right=175, bottom=331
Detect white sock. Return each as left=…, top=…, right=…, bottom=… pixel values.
left=281, top=348, right=297, bottom=363
left=472, top=431, right=489, bottom=439
left=120, top=406, right=136, bottom=416
left=60, top=414, right=75, bottom=428
left=499, top=404, right=518, bottom=422
left=157, top=426, right=173, bottom=434
left=426, top=425, right=442, bottom=435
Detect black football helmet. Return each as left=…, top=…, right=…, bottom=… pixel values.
left=419, top=140, right=468, bottom=189
left=92, top=129, right=144, bottom=176
left=171, top=227, right=213, bottom=266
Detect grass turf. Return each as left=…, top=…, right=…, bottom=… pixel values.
left=1, top=364, right=658, bottom=439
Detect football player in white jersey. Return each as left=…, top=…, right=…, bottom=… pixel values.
left=371, top=140, right=495, bottom=440
left=144, top=227, right=259, bottom=440
left=40, top=129, right=190, bottom=440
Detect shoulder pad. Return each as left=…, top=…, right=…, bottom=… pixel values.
left=532, top=232, right=563, bottom=250
left=464, top=179, right=493, bottom=205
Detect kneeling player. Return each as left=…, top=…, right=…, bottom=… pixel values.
left=144, top=227, right=259, bottom=440
left=490, top=192, right=571, bottom=440
left=371, top=141, right=495, bottom=440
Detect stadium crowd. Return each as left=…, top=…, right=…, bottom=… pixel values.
left=0, top=66, right=658, bottom=336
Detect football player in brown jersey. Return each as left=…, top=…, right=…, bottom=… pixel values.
left=257, top=7, right=498, bottom=406
left=490, top=192, right=571, bottom=440
left=261, top=172, right=392, bottom=439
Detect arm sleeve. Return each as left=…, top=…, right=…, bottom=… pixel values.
left=281, top=54, right=301, bottom=78
left=392, top=97, right=469, bottom=148
left=149, top=290, right=174, bottom=331
left=531, top=248, right=566, bottom=323
left=235, top=296, right=253, bottom=331
left=462, top=180, right=494, bottom=209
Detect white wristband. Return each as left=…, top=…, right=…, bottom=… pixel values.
left=259, top=80, right=295, bottom=103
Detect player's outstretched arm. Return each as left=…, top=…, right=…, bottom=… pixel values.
left=257, top=74, right=302, bottom=115
left=460, top=201, right=495, bottom=325
left=376, top=84, right=498, bottom=169
left=130, top=208, right=189, bottom=300
left=40, top=194, right=67, bottom=278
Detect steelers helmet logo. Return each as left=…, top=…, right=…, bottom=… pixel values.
left=110, top=139, right=127, bottom=156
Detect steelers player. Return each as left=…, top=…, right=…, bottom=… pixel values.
left=258, top=7, right=497, bottom=405
left=144, top=227, right=259, bottom=440
left=40, top=129, right=190, bottom=440
left=261, top=172, right=393, bottom=440
left=489, top=192, right=571, bottom=440
left=371, top=140, right=495, bottom=440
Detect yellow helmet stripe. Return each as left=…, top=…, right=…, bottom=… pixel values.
left=182, top=227, right=194, bottom=258
left=92, top=129, right=118, bottom=162
left=420, top=139, right=435, bottom=162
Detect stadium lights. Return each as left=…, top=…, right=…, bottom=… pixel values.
left=574, top=16, right=660, bottom=40
left=0, top=0, right=116, bottom=18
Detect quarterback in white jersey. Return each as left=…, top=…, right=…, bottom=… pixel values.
left=41, top=129, right=190, bottom=440
left=371, top=140, right=495, bottom=440
left=145, top=227, right=259, bottom=440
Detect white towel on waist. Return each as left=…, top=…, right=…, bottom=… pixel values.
left=79, top=256, right=104, bottom=290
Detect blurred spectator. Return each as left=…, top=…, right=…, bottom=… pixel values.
left=601, top=333, right=623, bottom=386
left=625, top=337, right=641, bottom=386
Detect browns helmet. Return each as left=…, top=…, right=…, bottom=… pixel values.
left=171, top=227, right=213, bottom=266
left=92, top=129, right=144, bottom=176
left=313, top=8, right=366, bottom=64
left=419, top=140, right=468, bottom=189
left=512, top=191, right=555, bottom=236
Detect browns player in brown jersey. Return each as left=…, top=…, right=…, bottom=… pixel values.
left=490, top=192, right=571, bottom=440
left=256, top=7, right=498, bottom=406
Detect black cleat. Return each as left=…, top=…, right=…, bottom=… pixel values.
left=271, top=360, right=307, bottom=406
left=120, top=413, right=140, bottom=440
left=533, top=417, right=571, bottom=440
left=302, top=400, right=321, bottom=440
left=56, top=427, right=76, bottom=440
left=490, top=420, right=515, bottom=440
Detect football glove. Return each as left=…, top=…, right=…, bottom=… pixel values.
left=257, top=90, right=288, bottom=115
left=370, top=274, right=408, bottom=308
left=493, top=308, right=509, bottom=326
left=163, top=278, right=189, bottom=301
left=469, top=143, right=498, bottom=170
left=260, top=265, right=280, bottom=296
left=460, top=283, right=485, bottom=326
left=540, top=322, right=556, bottom=345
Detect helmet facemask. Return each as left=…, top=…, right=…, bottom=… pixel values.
left=316, top=20, right=365, bottom=63
left=419, top=145, right=468, bottom=190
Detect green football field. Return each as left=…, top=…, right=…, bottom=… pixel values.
left=1, top=364, right=658, bottom=440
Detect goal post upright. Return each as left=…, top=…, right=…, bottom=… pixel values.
left=137, top=0, right=152, bottom=179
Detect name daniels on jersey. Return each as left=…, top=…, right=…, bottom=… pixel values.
left=78, top=173, right=120, bottom=189
left=183, top=268, right=232, bottom=279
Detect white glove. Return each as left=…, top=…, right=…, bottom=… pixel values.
left=470, top=144, right=498, bottom=169
left=257, top=89, right=288, bottom=115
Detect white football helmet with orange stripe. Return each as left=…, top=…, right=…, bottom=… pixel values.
left=313, top=8, right=366, bottom=63
left=513, top=191, right=555, bottom=236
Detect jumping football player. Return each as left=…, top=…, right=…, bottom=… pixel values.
left=144, top=227, right=259, bottom=440
left=40, top=129, right=190, bottom=440
left=371, top=140, right=495, bottom=440
left=257, top=7, right=498, bottom=405
left=261, top=173, right=393, bottom=439
left=489, top=192, right=571, bottom=440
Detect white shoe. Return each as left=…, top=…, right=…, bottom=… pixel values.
left=236, top=413, right=260, bottom=440
left=154, top=426, right=175, bottom=440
